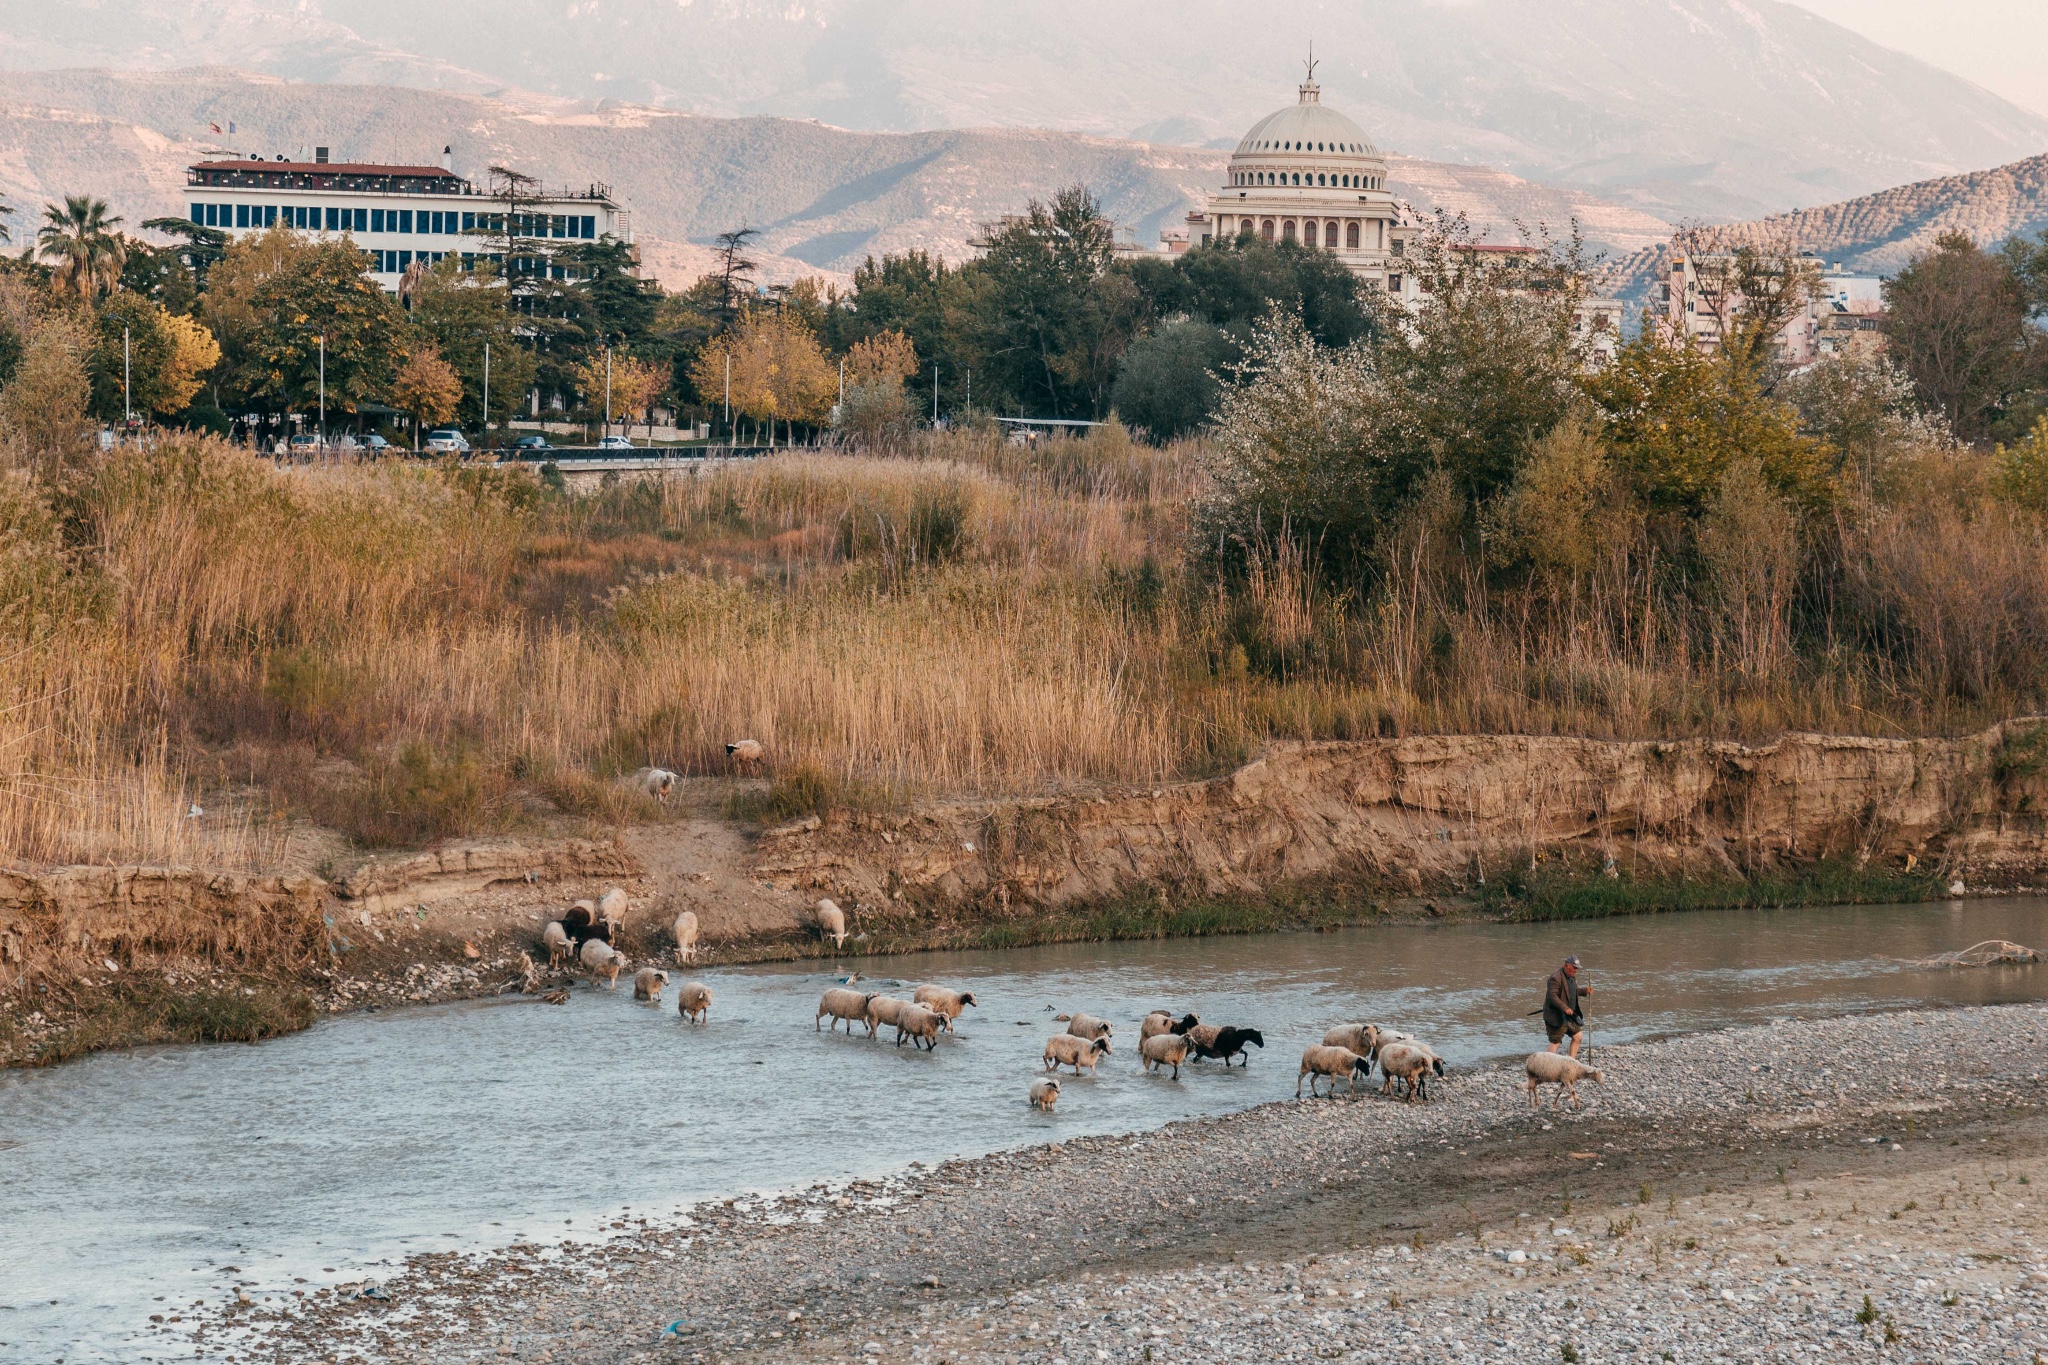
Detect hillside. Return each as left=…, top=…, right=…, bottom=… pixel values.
left=1605, top=152, right=2048, bottom=300
left=0, top=0, right=2041, bottom=222
left=0, top=68, right=1674, bottom=287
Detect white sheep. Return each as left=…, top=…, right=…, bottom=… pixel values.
left=1525, top=1051, right=1603, bottom=1109
left=1377, top=1041, right=1445, bottom=1102
left=815, top=898, right=849, bottom=949
left=596, top=887, right=630, bottom=939
left=1322, top=1023, right=1385, bottom=1059
left=1297, top=1045, right=1371, bottom=1099
left=541, top=921, right=573, bottom=967
left=1139, top=1031, right=1193, bottom=1079
left=625, top=767, right=679, bottom=803
left=1140, top=1010, right=1198, bottom=1042
left=863, top=994, right=912, bottom=1039
left=632, top=967, right=669, bottom=1001
left=1055, top=1012, right=1113, bottom=1041
left=677, top=981, right=712, bottom=1024
left=1043, top=1034, right=1112, bottom=1075
left=672, top=910, right=700, bottom=964
left=816, top=987, right=875, bottom=1033
left=726, top=739, right=765, bottom=773
left=894, top=1004, right=944, bottom=1050
left=580, top=937, right=626, bottom=987
left=912, top=984, right=978, bottom=1032
left=1029, top=1078, right=1061, bottom=1111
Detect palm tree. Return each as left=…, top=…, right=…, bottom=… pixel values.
left=38, top=194, right=126, bottom=297
left=0, top=201, right=13, bottom=246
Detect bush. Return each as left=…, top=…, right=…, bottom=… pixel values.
left=1110, top=318, right=1233, bottom=439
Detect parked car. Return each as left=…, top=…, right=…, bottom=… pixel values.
left=596, top=434, right=635, bottom=451
left=514, top=434, right=554, bottom=452
left=288, top=434, right=321, bottom=453
left=359, top=433, right=392, bottom=452
left=424, top=428, right=471, bottom=453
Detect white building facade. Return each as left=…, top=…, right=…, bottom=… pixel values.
left=186, top=149, right=630, bottom=290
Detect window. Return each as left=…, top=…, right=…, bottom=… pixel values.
left=1346, top=222, right=1360, bottom=249
left=1261, top=218, right=1275, bottom=241
left=581, top=216, right=595, bottom=238
left=1303, top=221, right=1318, bottom=247
left=1316, top=174, right=1325, bottom=186
left=462, top=211, right=476, bottom=232
left=1392, top=239, right=1405, bottom=258
left=325, top=206, right=338, bottom=231
left=190, top=202, right=203, bottom=224
left=398, top=250, right=413, bottom=270
left=399, top=210, right=413, bottom=233
left=371, top=208, right=385, bottom=232
left=235, top=203, right=250, bottom=228
left=1282, top=219, right=1296, bottom=242
left=1388, top=273, right=1403, bottom=293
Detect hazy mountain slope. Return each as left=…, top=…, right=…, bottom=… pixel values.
left=0, top=0, right=2041, bottom=221
left=1605, top=152, right=2048, bottom=299
left=0, top=68, right=1673, bottom=285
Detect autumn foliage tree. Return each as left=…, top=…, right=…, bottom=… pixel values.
left=690, top=310, right=836, bottom=442
left=390, top=344, right=462, bottom=449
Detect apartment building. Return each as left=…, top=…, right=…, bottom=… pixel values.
left=186, top=147, right=631, bottom=289
left=1663, top=252, right=1885, bottom=365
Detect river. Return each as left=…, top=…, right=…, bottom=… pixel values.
left=3, top=896, right=2044, bottom=1362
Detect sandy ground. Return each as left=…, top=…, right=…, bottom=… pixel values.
left=178, top=1002, right=2048, bottom=1365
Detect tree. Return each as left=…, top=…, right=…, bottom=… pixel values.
left=0, top=316, right=90, bottom=462
left=844, top=329, right=919, bottom=389
left=836, top=329, right=921, bottom=449
left=468, top=166, right=565, bottom=308
left=1668, top=228, right=1820, bottom=373
left=1883, top=231, right=2039, bottom=443
left=1110, top=318, right=1232, bottom=439
left=574, top=350, right=670, bottom=438
left=969, top=186, right=1135, bottom=418
left=222, top=234, right=410, bottom=416
left=407, top=258, right=538, bottom=436
left=1127, top=234, right=1374, bottom=350
left=37, top=195, right=126, bottom=298
left=689, top=309, right=835, bottom=441
left=708, top=227, right=760, bottom=329
left=87, top=292, right=177, bottom=421
left=159, top=310, right=222, bottom=416
left=140, top=216, right=229, bottom=290
left=390, top=344, right=463, bottom=449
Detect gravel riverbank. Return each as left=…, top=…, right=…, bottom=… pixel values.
left=193, top=1003, right=2048, bottom=1365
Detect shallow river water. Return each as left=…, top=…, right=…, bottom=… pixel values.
left=4, top=897, right=2046, bottom=1361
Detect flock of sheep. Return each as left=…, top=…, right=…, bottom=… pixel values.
left=537, top=890, right=1607, bottom=1115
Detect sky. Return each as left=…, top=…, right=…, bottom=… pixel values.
left=1789, top=0, right=2048, bottom=116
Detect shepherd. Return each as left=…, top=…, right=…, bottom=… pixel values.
left=1542, top=954, right=1593, bottom=1059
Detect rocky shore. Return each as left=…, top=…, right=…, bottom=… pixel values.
left=193, top=1002, right=2048, bottom=1364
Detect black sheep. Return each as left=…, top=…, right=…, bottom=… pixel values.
left=561, top=905, right=611, bottom=947
left=1189, top=1025, right=1265, bottom=1067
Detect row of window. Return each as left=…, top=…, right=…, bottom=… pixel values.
left=190, top=203, right=601, bottom=239
left=1247, top=139, right=1367, bottom=154
left=1235, top=170, right=1382, bottom=190
left=369, top=249, right=583, bottom=281
left=1235, top=217, right=1372, bottom=250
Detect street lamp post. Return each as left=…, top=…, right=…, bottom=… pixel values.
left=932, top=365, right=940, bottom=427
left=724, top=354, right=731, bottom=441
left=604, top=343, right=613, bottom=438
left=483, top=341, right=490, bottom=449
left=317, top=334, right=325, bottom=450
left=122, top=326, right=131, bottom=432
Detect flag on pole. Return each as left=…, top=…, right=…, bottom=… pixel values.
left=209, top=122, right=221, bottom=133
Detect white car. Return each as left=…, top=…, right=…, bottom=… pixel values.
left=596, top=434, right=635, bottom=451
left=424, top=428, right=471, bottom=452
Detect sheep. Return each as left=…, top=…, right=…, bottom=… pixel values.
left=894, top=1004, right=944, bottom=1050
left=726, top=739, right=765, bottom=773
left=1043, top=1034, right=1112, bottom=1075
left=1377, top=1041, right=1447, bottom=1103
left=863, top=994, right=914, bottom=1039
left=1055, top=1012, right=1114, bottom=1041
left=1187, top=1024, right=1265, bottom=1067
left=815, top=898, right=849, bottom=949
left=677, top=981, right=713, bottom=1024
left=632, top=967, right=669, bottom=1002
left=580, top=937, right=626, bottom=987
left=1029, top=1078, right=1061, bottom=1111
left=541, top=921, right=574, bottom=968
left=1297, top=1045, right=1372, bottom=1099
left=1140, top=1011, right=1199, bottom=1042
left=1322, top=1023, right=1385, bottom=1059
left=561, top=900, right=599, bottom=943
left=1525, top=1051, right=1604, bottom=1109
left=624, top=767, right=679, bottom=803
left=816, top=987, right=876, bottom=1033
left=1139, top=1031, right=1193, bottom=1079
left=912, top=985, right=978, bottom=1032
left=595, top=887, right=630, bottom=938
left=672, top=910, right=700, bottom=964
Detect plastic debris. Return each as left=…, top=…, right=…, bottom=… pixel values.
left=661, top=1319, right=691, bottom=1336
left=352, top=1284, right=392, bottom=1302
left=1911, top=939, right=2041, bottom=968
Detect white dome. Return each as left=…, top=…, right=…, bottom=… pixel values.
left=1233, top=81, right=1380, bottom=160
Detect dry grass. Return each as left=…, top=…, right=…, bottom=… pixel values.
left=6, top=430, right=2047, bottom=871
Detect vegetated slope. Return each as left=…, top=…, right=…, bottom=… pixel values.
left=1604, top=152, right=2048, bottom=300
left=0, top=67, right=1672, bottom=285
left=0, top=0, right=2041, bottom=221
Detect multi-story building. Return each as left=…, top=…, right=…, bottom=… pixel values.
left=1662, top=252, right=1885, bottom=365
left=185, top=147, right=631, bottom=290
left=1172, top=70, right=1623, bottom=360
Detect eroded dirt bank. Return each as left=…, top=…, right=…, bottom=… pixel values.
left=7, top=722, right=2048, bottom=1062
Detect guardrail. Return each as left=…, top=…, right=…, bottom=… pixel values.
left=504, top=444, right=782, bottom=462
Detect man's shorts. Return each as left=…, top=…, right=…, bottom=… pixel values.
left=1546, top=1017, right=1582, bottom=1044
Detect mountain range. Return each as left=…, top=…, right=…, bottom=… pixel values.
left=0, top=67, right=1677, bottom=286
left=1, top=0, right=2044, bottom=223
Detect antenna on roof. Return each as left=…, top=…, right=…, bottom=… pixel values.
left=1305, top=41, right=1318, bottom=85
left=1299, top=41, right=1321, bottom=103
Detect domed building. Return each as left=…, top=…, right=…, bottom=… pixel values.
left=1172, top=65, right=1414, bottom=290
